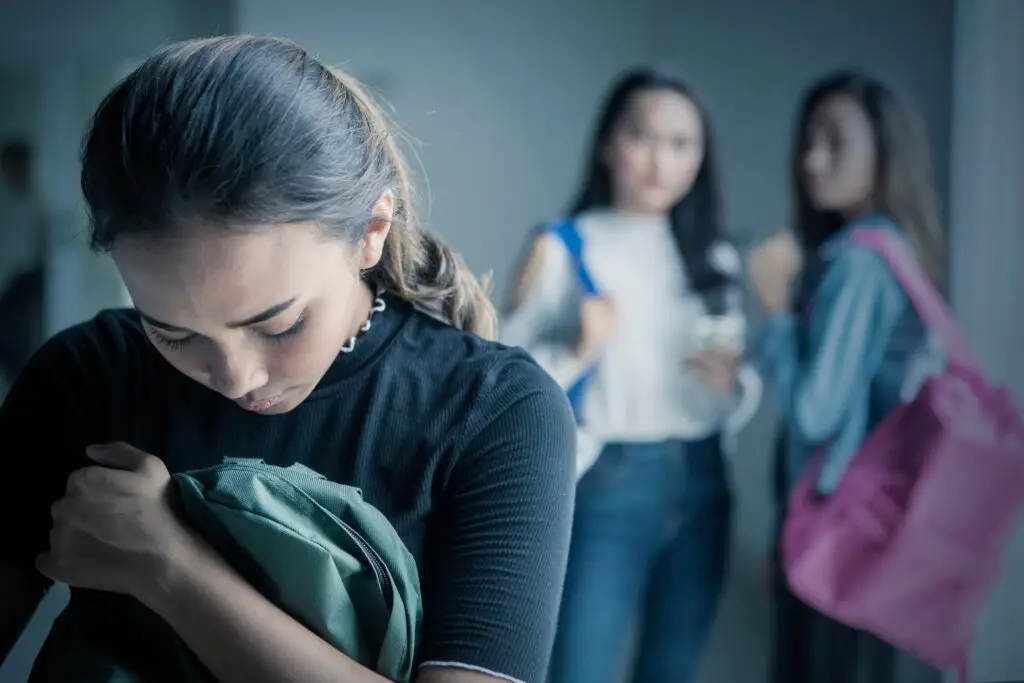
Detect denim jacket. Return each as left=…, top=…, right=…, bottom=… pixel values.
left=758, top=215, right=944, bottom=494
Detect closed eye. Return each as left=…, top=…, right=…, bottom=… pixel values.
left=147, top=328, right=195, bottom=351
left=144, top=312, right=308, bottom=352
left=261, top=315, right=307, bottom=345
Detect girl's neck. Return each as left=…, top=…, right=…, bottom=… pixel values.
left=608, top=203, right=667, bottom=220
left=345, top=280, right=376, bottom=339
left=840, top=199, right=878, bottom=222
left=603, top=207, right=669, bottom=226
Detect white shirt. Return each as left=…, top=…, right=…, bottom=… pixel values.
left=501, top=209, right=761, bottom=446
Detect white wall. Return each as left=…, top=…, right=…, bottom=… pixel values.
left=948, top=1, right=1024, bottom=680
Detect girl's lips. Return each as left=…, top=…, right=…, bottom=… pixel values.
left=238, top=395, right=283, bottom=412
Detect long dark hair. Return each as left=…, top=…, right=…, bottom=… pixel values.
left=567, top=67, right=733, bottom=305
left=791, top=70, right=946, bottom=287
left=81, top=36, right=496, bottom=339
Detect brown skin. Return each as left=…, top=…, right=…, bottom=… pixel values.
left=685, top=349, right=740, bottom=393
left=116, top=195, right=395, bottom=414
left=573, top=297, right=619, bottom=365
left=747, top=229, right=803, bottom=315
left=2, top=192, right=503, bottom=682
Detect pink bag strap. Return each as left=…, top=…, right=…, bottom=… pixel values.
left=850, top=227, right=978, bottom=372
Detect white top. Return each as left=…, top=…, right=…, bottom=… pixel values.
left=501, top=209, right=761, bottom=445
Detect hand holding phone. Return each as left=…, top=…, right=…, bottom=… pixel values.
left=687, top=314, right=746, bottom=393
left=691, top=314, right=746, bottom=353
left=687, top=347, right=740, bottom=393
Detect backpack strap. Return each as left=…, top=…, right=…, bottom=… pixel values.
left=850, top=227, right=977, bottom=372
left=545, top=217, right=597, bottom=416
left=548, top=218, right=600, bottom=296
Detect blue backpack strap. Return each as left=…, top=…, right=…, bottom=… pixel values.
left=548, top=218, right=600, bottom=297
left=545, top=218, right=598, bottom=417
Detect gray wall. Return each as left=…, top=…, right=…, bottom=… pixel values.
left=239, top=0, right=664, bottom=299
left=948, top=1, right=1024, bottom=680
left=239, top=0, right=954, bottom=295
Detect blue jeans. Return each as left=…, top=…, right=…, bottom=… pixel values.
left=549, top=437, right=732, bottom=683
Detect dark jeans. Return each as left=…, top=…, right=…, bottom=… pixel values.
left=549, top=437, right=732, bottom=683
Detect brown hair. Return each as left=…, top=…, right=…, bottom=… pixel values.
left=324, top=67, right=496, bottom=339
left=82, top=36, right=497, bottom=339
left=791, top=71, right=947, bottom=289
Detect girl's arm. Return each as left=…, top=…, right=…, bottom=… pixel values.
left=143, top=533, right=392, bottom=683
left=144, top=540, right=512, bottom=683
left=143, top=358, right=576, bottom=683
left=759, top=246, right=906, bottom=454
left=500, top=232, right=589, bottom=388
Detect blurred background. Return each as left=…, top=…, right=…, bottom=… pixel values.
left=0, top=0, right=1020, bottom=682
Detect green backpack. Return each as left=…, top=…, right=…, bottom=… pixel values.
left=32, top=459, right=422, bottom=683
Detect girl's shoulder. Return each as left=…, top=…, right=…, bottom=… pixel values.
left=811, top=222, right=911, bottom=314
left=819, top=213, right=906, bottom=260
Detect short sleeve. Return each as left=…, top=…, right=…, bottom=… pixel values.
left=0, top=319, right=112, bottom=567
left=417, top=355, right=576, bottom=683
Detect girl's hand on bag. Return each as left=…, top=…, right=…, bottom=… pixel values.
left=574, top=296, right=618, bottom=364
left=35, top=442, right=193, bottom=604
left=747, top=230, right=803, bottom=314
left=687, top=348, right=740, bottom=393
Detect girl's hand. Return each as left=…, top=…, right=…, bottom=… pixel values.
left=36, top=442, right=191, bottom=602
left=747, top=231, right=803, bottom=314
left=574, top=296, right=618, bottom=363
left=687, top=348, right=740, bottom=393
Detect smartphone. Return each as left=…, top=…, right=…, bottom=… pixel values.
left=691, top=314, right=746, bottom=353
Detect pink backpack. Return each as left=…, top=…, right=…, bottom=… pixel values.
left=782, top=227, right=1024, bottom=683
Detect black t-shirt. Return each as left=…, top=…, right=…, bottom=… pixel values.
left=0, top=294, right=577, bottom=683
